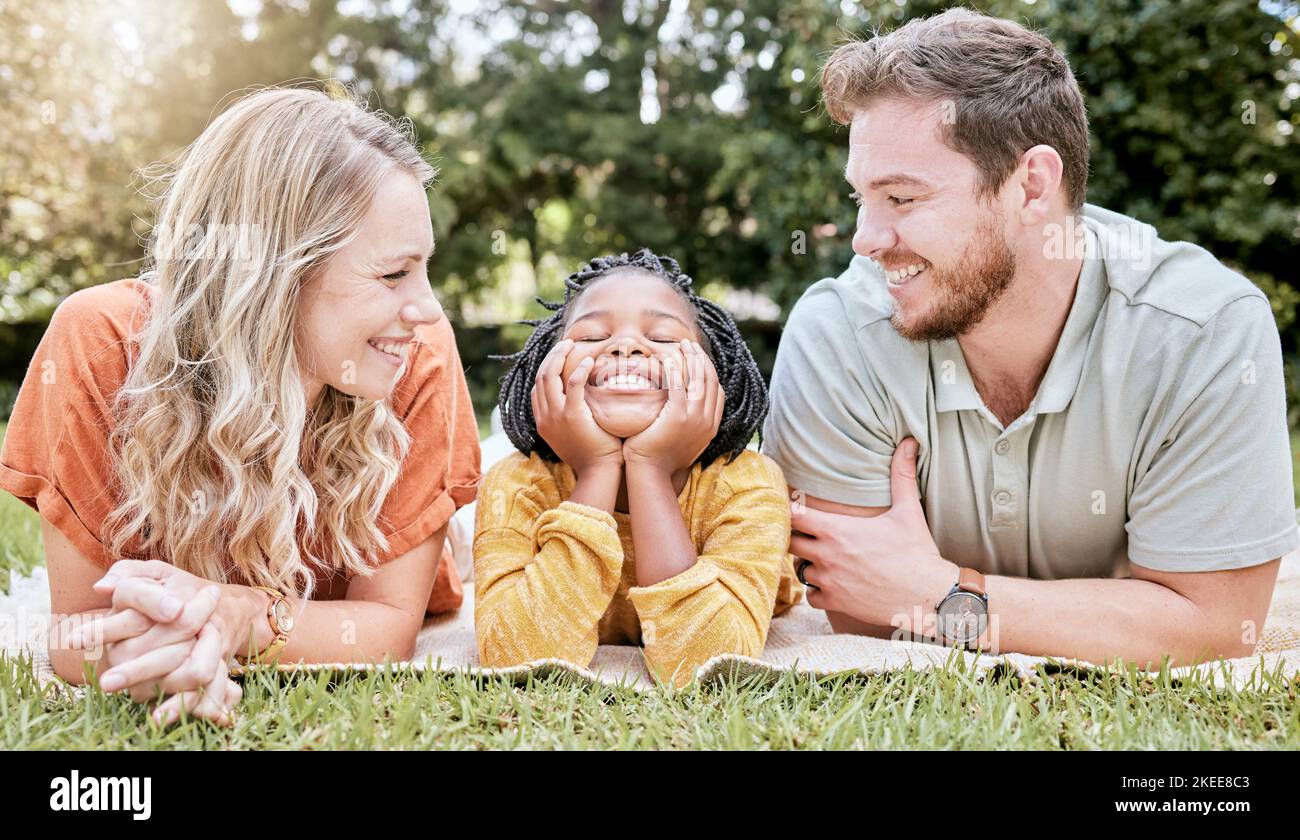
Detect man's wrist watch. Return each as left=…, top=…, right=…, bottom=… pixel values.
left=235, top=585, right=294, bottom=665
left=936, top=567, right=988, bottom=651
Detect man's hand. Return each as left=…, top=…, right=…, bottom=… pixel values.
left=790, top=437, right=957, bottom=630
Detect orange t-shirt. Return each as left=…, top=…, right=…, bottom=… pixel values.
left=0, top=278, right=481, bottom=610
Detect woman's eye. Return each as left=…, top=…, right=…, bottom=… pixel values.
left=649, top=337, right=677, bottom=343
left=381, top=270, right=408, bottom=282
left=888, top=196, right=915, bottom=207
left=576, top=336, right=607, bottom=342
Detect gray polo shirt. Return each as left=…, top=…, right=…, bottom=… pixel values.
left=761, top=203, right=1297, bottom=579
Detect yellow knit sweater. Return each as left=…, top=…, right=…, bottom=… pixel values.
left=473, top=448, right=803, bottom=687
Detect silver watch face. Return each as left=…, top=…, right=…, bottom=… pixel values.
left=937, top=592, right=986, bottom=645
left=273, top=599, right=294, bottom=633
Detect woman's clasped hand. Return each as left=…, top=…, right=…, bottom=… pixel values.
left=64, top=560, right=245, bottom=726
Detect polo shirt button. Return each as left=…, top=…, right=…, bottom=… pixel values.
left=995, top=439, right=1010, bottom=455
left=994, top=490, right=1012, bottom=505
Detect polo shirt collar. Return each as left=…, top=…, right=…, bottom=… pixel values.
left=930, top=215, right=1108, bottom=419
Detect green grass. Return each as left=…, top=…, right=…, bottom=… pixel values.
left=0, top=424, right=43, bottom=590
left=2, top=420, right=1299, bottom=750
left=1, top=656, right=1297, bottom=749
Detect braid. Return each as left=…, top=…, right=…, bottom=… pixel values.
left=492, top=247, right=770, bottom=467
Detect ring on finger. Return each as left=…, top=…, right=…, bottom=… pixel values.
left=796, top=559, right=818, bottom=590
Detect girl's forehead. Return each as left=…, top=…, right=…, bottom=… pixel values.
left=571, top=270, right=693, bottom=319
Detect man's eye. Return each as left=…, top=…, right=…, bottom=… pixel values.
left=888, top=196, right=915, bottom=207
left=382, top=270, right=408, bottom=282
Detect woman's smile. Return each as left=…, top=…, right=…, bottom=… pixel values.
left=367, top=336, right=411, bottom=367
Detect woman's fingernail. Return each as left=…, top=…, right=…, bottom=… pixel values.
left=94, top=575, right=116, bottom=588
left=99, top=672, right=124, bottom=692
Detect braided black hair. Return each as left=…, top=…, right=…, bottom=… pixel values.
left=493, top=248, right=769, bottom=468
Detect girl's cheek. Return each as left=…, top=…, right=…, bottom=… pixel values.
left=561, top=350, right=591, bottom=383
left=658, top=347, right=686, bottom=384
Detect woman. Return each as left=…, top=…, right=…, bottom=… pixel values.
left=0, top=85, right=481, bottom=725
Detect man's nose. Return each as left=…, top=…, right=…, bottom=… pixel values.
left=852, top=207, right=898, bottom=259
left=400, top=282, right=444, bottom=328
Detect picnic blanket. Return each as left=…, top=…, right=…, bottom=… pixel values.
left=4, top=526, right=1298, bottom=693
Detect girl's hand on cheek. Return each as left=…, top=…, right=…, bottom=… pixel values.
left=531, top=339, right=624, bottom=476
left=623, top=340, right=724, bottom=473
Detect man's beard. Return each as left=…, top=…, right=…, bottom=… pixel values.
left=889, top=214, right=1017, bottom=342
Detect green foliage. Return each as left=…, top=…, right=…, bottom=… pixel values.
left=0, top=0, right=334, bottom=332
left=0, top=0, right=1296, bottom=420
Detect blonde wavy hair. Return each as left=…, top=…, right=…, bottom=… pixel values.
left=104, top=84, right=436, bottom=599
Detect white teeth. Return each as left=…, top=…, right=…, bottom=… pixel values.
left=883, top=260, right=930, bottom=284
left=599, top=374, right=655, bottom=390
left=368, top=339, right=406, bottom=359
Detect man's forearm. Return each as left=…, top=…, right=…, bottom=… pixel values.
left=911, top=574, right=1251, bottom=669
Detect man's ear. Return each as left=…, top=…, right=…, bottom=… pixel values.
left=1016, top=144, right=1066, bottom=225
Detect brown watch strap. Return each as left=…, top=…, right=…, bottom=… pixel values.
left=957, top=567, right=986, bottom=597
left=235, top=586, right=289, bottom=664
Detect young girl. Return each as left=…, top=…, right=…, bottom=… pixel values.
left=474, top=249, right=801, bottom=687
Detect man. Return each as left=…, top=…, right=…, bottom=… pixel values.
left=761, top=8, right=1297, bottom=667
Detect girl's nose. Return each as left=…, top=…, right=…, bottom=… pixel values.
left=610, top=332, right=655, bottom=356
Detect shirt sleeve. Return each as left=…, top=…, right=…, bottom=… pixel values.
left=0, top=284, right=136, bottom=568
left=378, top=316, right=482, bottom=564
left=472, top=454, right=625, bottom=669
left=626, top=451, right=800, bottom=688
left=1126, top=295, right=1299, bottom=572
left=760, top=281, right=898, bottom=507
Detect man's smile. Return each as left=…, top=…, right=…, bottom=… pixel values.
left=880, top=259, right=932, bottom=286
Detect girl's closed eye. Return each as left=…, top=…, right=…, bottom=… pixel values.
left=574, top=335, right=678, bottom=344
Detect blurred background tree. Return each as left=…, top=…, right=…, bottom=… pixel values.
left=2, top=0, right=1297, bottom=427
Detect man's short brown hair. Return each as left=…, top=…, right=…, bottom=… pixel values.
left=820, top=7, right=1089, bottom=210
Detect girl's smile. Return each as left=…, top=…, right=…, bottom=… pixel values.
left=588, top=356, right=664, bottom=392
